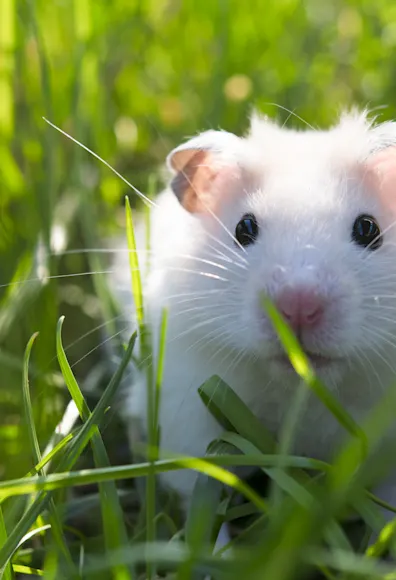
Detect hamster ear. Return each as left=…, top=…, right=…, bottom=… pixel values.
left=166, top=130, right=244, bottom=214
left=364, top=146, right=396, bottom=215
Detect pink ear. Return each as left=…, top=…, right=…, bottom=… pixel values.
left=365, top=147, right=396, bottom=216
left=167, top=130, right=243, bottom=215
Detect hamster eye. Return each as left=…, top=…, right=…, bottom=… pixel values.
left=235, top=213, right=259, bottom=247
left=352, top=214, right=382, bottom=250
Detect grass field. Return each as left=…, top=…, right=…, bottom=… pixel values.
left=3, top=1, right=396, bottom=578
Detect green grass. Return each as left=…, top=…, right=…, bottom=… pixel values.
left=4, top=1, right=396, bottom=578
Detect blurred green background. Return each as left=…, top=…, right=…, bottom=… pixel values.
left=1, top=0, right=396, bottom=481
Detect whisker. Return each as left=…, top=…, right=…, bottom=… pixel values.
left=358, top=276, right=396, bottom=289
left=204, top=242, right=246, bottom=269
left=44, top=313, right=129, bottom=369
left=377, top=218, right=396, bottom=243
left=360, top=217, right=396, bottom=252
left=0, top=270, right=113, bottom=290
left=207, top=335, right=241, bottom=369
left=146, top=266, right=230, bottom=282
left=161, top=323, right=245, bottom=431
left=351, top=344, right=385, bottom=390
left=360, top=323, right=396, bottom=355
left=364, top=304, right=396, bottom=312
left=202, top=245, right=247, bottom=272
left=43, top=118, right=155, bottom=208
left=54, top=247, right=240, bottom=275
left=281, top=107, right=296, bottom=129
left=150, top=266, right=230, bottom=282
left=366, top=313, right=396, bottom=325
left=363, top=341, right=396, bottom=378
left=179, top=159, right=249, bottom=256
left=262, top=102, right=316, bottom=131
left=171, top=156, right=248, bottom=260
left=162, top=288, right=228, bottom=303
left=185, top=324, right=236, bottom=356
left=206, top=232, right=248, bottom=266
left=169, top=313, right=236, bottom=343
left=133, top=326, right=240, bottom=431
left=205, top=343, right=248, bottom=410
left=376, top=241, right=396, bottom=248
left=71, top=327, right=129, bottom=369
left=170, top=303, right=237, bottom=319
left=361, top=324, right=396, bottom=346
left=362, top=294, right=396, bottom=300
left=206, top=208, right=248, bottom=255
left=4, top=265, right=232, bottom=292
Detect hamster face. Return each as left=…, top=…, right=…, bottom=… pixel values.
left=161, top=111, right=396, bottom=387
left=220, top=166, right=394, bottom=383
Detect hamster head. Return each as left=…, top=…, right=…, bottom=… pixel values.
left=163, top=110, right=396, bottom=387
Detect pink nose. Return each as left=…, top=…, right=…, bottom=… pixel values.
left=275, top=287, right=325, bottom=330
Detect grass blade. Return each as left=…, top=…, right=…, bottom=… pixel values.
left=198, top=375, right=275, bottom=454
left=26, top=0, right=55, bottom=250
left=0, top=0, right=15, bottom=138
left=0, top=504, right=13, bottom=580
left=22, top=332, right=42, bottom=466
left=198, top=375, right=351, bottom=552
left=56, top=316, right=132, bottom=580
left=22, top=332, right=78, bottom=579
left=0, top=455, right=294, bottom=501
left=267, top=378, right=311, bottom=510
left=0, top=330, right=136, bottom=570
left=125, top=195, right=144, bottom=325
left=218, top=432, right=351, bottom=552
left=58, top=328, right=137, bottom=470
left=0, top=492, right=53, bottom=572
left=12, top=564, right=44, bottom=576
left=154, top=307, right=168, bottom=447
left=366, top=516, right=396, bottom=558
left=125, top=194, right=156, bottom=578
left=0, top=433, right=74, bottom=505
left=261, top=294, right=367, bottom=457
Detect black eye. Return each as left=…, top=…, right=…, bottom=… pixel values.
left=352, top=214, right=382, bottom=250
left=235, top=213, right=259, bottom=247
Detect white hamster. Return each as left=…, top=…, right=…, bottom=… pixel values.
left=112, top=109, right=396, bottom=518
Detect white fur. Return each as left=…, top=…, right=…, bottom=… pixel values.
left=112, top=110, right=396, bottom=519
